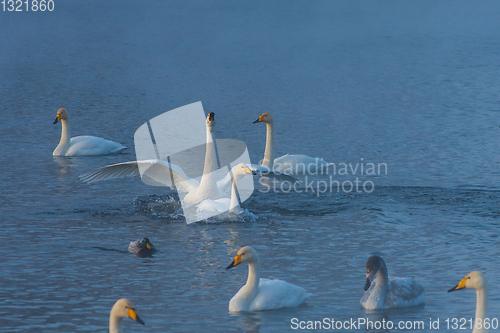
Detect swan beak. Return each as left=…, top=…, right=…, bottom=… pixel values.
left=226, top=254, right=242, bottom=270
left=53, top=114, right=61, bottom=124
left=128, top=308, right=145, bottom=325
left=364, top=278, right=372, bottom=291
left=448, top=277, right=468, bottom=292
left=243, top=166, right=252, bottom=174
left=208, top=112, right=215, bottom=121
left=253, top=115, right=264, bottom=124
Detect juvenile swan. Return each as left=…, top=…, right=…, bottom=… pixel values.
left=361, top=256, right=425, bottom=310
left=109, top=298, right=144, bottom=333
left=253, top=112, right=330, bottom=175
left=226, top=246, right=311, bottom=312
left=53, top=108, right=126, bottom=156
left=448, top=271, right=489, bottom=333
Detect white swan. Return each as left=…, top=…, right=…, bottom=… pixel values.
left=448, top=271, right=489, bottom=333
left=225, top=246, right=311, bottom=312
left=109, top=298, right=144, bottom=333
left=361, top=256, right=425, bottom=310
left=80, top=113, right=297, bottom=205
left=53, top=108, right=126, bottom=156
left=253, top=112, right=330, bottom=175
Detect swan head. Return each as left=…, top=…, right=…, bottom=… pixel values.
left=448, top=271, right=487, bottom=292
left=206, top=112, right=216, bottom=132
left=110, top=298, right=145, bottom=325
left=232, top=163, right=255, bottom=178
left=253, top=112, right=273, bottom=124
left=364, top=256, right=387, bottom=290
left=226, top=246, right=259, bottom=270
left=53, top=108, right=68, bottom=124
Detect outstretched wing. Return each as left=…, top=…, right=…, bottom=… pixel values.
left=79, top=159, right=199, bottom=193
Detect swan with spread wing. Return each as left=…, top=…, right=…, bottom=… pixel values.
left=80, top=113, right=297, bottom=205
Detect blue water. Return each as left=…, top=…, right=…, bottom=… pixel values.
left=1, top=1, right=499, bottom=332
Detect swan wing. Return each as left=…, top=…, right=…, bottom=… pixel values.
left=79, top=160, right=199, bottom=193
left=386, top=277, right=425, bottom=308
left=249, top=164, right=300, bottom=184
left=249, top=278, right=311, bottom=311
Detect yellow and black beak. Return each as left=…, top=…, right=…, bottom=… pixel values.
left=128, top=307, right=145, bottom=325
left=448, top=277, right=468, bottom=292
left=243, top=166, right=253, bottom=175
left=53, top=114, right=61, bottom=124
left=253, top=115, right=264, bottom=124
left=226, top=254, right=242, bottom=270
left=208, top=112, right=215, bottom=121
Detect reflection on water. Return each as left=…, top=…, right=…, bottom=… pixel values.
left=230, top=311, right=264, bottom=333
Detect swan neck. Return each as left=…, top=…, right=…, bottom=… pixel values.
left=246, top=259, right=261, bottom=293
left=229, top=177, right=242, bottom=214
left=263, top=122, right=274, bottom=169
left=199, top=124, right=218, bottom=191
left=54, top=119, right=70, bottom=155
left=109, top=313, right=122, bottom=333
left=474, top=287, right=488, bottom=333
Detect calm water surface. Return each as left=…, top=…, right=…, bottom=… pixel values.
left=0, top=1, right=499, bottom=332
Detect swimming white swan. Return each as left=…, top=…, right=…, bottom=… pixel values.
left=53, top=108, right=126, bottom=156
left=361, top=256, right=425, bottom=310
left=225, top=246, right=311, bottom=312
left=253, top=112, right=330, bottom=175
left=448, top=271, right=489, bottom=333
left=109, top=298, right=144, bottom=333
left=80, top=113, right=297, bottom=205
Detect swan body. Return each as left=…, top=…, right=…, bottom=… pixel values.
left=449, top=271, right=489, bottom=333
left=128, top=238, right=157, bottom=257
left=253, top=112, right=330, bottom=174
left=226, top=246, right=311, bottom=312
left=53, top=108, right=126, bottom=156
left=361, top=256, right=424, bottom=310
left=109, top=298, right=144, bottom=333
